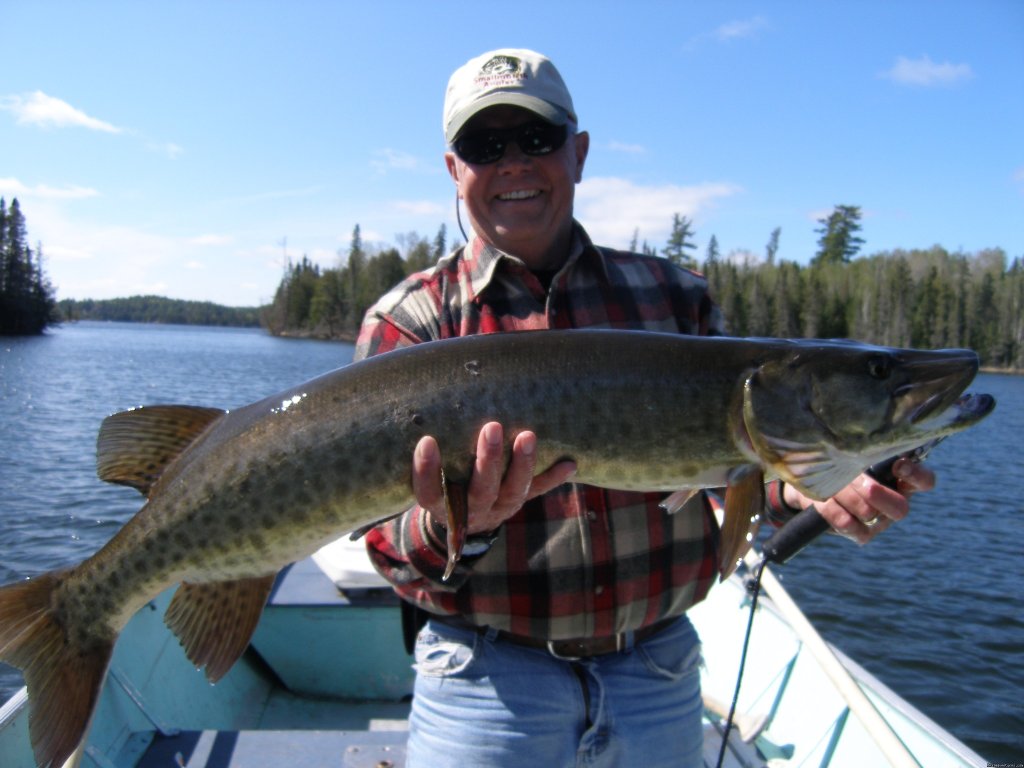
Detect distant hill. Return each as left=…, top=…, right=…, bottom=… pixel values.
left=58, top=295, right=262, bottom=327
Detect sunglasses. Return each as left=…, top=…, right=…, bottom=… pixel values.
left=453, top=121, right=569, bottom=165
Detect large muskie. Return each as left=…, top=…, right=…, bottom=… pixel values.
left=0, top=329, right=996, bottom=767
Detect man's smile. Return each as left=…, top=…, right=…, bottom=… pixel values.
left=496, top=189, right=543, bottom=201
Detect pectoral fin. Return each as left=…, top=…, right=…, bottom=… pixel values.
left=164, top=574, right=276, bottom=682
left=720, top=467, right=764, bottom=580
left=440, top=467, right=468, bottom=581
left=750, top=433, right=863, bottom=502
left=659, top=488, right=701, bottom=515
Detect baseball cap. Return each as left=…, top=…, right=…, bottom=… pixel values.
left=443, top=49, right=577, bottom=144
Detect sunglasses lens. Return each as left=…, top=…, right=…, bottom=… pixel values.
left=454, top=122, right=569, bottom=164
left=519, top=123, right=568, bottom=156
left=454, top=132, right=505, bottom=164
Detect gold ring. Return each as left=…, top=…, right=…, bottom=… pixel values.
left=864, top=515, right=881, bottom=528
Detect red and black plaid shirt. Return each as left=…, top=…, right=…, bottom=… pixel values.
left=356, top=224, right=730, bottom=640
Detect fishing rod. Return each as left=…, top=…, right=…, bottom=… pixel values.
left=713, top=439, right=943, bottom=768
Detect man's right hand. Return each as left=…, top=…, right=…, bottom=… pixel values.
left=412, top=421, right=577, bottom=535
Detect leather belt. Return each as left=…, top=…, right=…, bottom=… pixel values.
left=436, top=615, right=677, bottom=660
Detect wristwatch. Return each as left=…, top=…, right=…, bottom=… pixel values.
left=425, top=511, right=498, bottom=558
left=460, top=531, right=499, bottom=557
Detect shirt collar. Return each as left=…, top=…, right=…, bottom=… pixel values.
left=461, top=222, right=611, bottom=300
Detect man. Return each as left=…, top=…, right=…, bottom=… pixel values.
left=356, top=48, right=933, bottom=768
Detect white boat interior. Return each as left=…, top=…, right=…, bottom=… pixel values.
left=0, top=536, right=987, bottom=768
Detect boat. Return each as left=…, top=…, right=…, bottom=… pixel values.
left=0, top=535, right=987, bottom=768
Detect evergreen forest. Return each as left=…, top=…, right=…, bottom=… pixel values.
left=0, top=198, right=58, bottom=335
left=266, top=211, right=1023, bottom=370
left=58, top=296, right=261, bottom=326
left=5, top=197, right=1022, bottom=370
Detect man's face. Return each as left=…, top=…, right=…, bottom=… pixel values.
left=445, top=106, right=589, bottom=270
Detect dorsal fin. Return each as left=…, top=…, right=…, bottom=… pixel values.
left=96, top=405, right=225, bottom=495
left=164, top=574, right=277, bottom=682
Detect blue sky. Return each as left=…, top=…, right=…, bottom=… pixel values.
left=3, top=1, right=1022, bottom=307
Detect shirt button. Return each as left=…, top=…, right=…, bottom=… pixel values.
left=595, top=585, right=604, bottom=595
left=587, top=510, right=598, bottom=521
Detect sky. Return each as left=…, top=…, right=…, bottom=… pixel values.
left=2, top=1, right=1022, bottom=308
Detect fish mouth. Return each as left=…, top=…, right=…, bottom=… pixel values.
left=912, top=391, right=996, bottom=433
left=891, top=350, right=979, bottom=426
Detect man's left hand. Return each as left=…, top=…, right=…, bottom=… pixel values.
left=782, top=458, right=936, bottom=543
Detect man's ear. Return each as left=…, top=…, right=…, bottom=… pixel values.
left=445, top=152, right=462, bottom=196
left=573, top=131, right=590, bottom=183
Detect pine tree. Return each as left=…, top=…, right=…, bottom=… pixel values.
left=662, top=213, right=697, bottom=269
left=704, top=235, right=720, bottom=271
left=0, top=198, right=58, bottom=335
left=432, top=224, right=447, bottom=263
left=765, top=227, right=781, bottom=266
left=813, top=205, right=864, bottom=265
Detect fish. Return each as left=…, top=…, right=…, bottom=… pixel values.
left=0, top=329, right=996, bottom=767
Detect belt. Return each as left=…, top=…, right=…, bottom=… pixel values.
left=436, top=615, right=677, bottom=660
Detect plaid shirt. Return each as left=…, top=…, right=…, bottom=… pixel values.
left=356, top=224, right=729, bottom=640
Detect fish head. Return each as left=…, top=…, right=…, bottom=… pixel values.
left=741, top=340, right=995, bottom=500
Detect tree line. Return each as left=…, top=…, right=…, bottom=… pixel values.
left=266, top=207, right=1022, bottom=369
left=59, top=296, right=261, bottom=326
left=260, top=224, right=450, bottom=339
left=1, top=198, right=58, bottom=335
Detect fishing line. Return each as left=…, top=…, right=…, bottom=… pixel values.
left=455, top=191, right=469, bottom=242
left=711, top=446, right=932, bottom=767
left=714, top=557, right=767, bottom=768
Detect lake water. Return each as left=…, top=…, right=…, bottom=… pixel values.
left=1, top=321, right=1021, bottom=763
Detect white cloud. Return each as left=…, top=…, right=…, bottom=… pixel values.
left=606, top=141, right=646, bottom=154
left=575, top=177, right=742, bottom=248
left=1, top=91, right=122, bottom=133
left=394, top=199, right=445, bottom=217
left=881, top=55, right=973, bottom=87
left=715, top=16, right=769, bottom=41
left=0, top=177, right=99, bottom=200
left=371, top=148, right=423, bottom=173
left=148, top=141, right=184, bottom=159
left=188, top=234, right=233, bottom=246
left=682, top=16, right=769, bottom=51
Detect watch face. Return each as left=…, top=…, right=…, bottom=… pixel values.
left=461, top=534, right=497, bottom=557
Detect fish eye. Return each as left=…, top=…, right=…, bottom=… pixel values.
left=867, top=355, right=892, bottom=380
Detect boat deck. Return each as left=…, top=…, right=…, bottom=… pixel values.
left=117, top=557, right=761, bottom=768
left=0, top=548, right=985, bottom=767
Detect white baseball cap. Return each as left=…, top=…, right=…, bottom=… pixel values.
left=443, top=49, right=577, bottom=144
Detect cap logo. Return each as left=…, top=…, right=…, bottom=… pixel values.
left=475, top=55, right=526, bottom=88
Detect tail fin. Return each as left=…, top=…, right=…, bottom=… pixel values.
left=0, top=572, right=113, bottom=768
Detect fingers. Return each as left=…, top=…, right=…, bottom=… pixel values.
left=892, top=458, right=935, bottom=494
left=466, top=422, right=519, bottom=519
left=412, top=423, right=578, bottom=536
left=412, top=435, right=444, bottom=513
left=814, top=462, right=936, bottom=544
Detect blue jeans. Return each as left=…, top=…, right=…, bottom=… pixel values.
left=407, top=615, right=704, bottom=768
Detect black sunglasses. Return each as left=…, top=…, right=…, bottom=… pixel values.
left=453, top=121, right=569, bottom=165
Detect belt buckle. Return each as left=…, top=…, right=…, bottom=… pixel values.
left=546, top=639, right=583, bottom=661
left=545, top=633, right=625, bottom=660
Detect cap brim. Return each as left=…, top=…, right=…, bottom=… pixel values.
left=446, top=93, right=570, bottom=144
